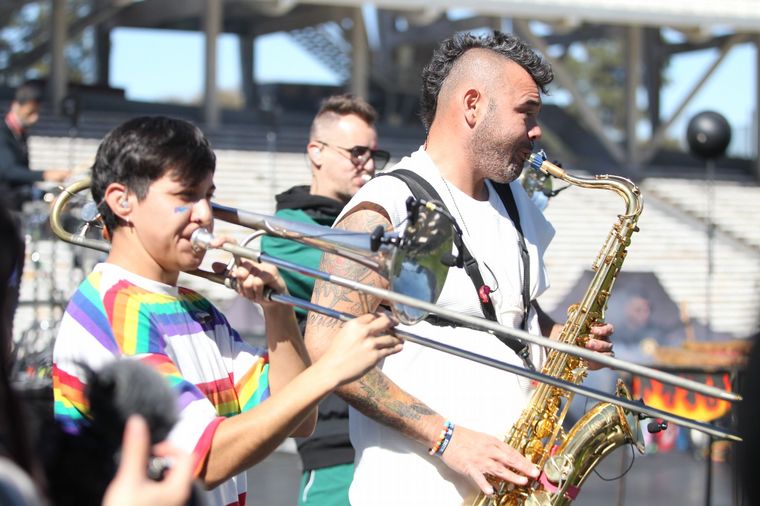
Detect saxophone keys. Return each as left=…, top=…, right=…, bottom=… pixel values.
left=566, top=355, right=583, bottom=369
left=525, top=439, right=545, bottom=462
left=534, top=418, right=555, bottom=439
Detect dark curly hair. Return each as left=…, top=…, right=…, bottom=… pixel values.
left=420, top=31, right=554, bottom=131
left=90, top=116, right=216, bottom=233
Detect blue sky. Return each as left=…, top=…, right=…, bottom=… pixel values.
left=110, top=30, right=339, bottom=98
left=109, top=26, right=757, bottom=156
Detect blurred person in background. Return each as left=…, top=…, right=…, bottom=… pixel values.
left=1, top=81, right=70, bottom=335
left=615, top=295, right=667, bottom=348
left=0, top=203, right=42, bottom=505
left=261, top=94, right=389, bottom=506
left=0, top=81, right=69, bottom=211
left=738, top=329, right=760, bottom=505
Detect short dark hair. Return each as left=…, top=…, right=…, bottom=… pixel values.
left=419, top=31, right=554, bottom=131
left=91, top=116, right=216, bottom=233
left=310, top=94, right=378, bottom=138
left=14, top=81, right=43, bottom=105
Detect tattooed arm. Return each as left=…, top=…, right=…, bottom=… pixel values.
left=305, top=205, right=442, bottom=442
left=304, top=205, right=539, bottom=494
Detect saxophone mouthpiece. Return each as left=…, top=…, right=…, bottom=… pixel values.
left=528, top=150, right=566, bottom=179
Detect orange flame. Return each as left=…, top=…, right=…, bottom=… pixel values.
left=633, top=374, right=732, bottom=422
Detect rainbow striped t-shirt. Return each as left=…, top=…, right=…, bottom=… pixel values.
left=53, top=263, right=269, bottom=506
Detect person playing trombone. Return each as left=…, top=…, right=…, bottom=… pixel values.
left=305, top=31, right=614, bottom=505
left=51, top=116, right=403, bottom=506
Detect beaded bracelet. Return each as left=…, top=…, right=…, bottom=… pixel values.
left=428, top=420, right=455, bottom=457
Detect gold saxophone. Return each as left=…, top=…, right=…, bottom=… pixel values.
left=469, top=152, right=645, bottom=506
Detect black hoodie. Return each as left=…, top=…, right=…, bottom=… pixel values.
left=274, top=185, right=343, bottom=221
left=268, top=185, right=354, bottom=471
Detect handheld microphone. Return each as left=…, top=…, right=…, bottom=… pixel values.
left=85, top=359, right=178, bottom=449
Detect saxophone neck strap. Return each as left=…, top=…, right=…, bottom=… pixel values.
left=491, top=182, right=531, bottom=333
left=379, top=169, right=531, bottom=364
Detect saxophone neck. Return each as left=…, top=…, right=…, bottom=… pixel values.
left=527, top=151, right=643, bottom=218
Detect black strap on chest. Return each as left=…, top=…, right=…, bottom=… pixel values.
left=491, top=182, right=532, bottom=332
left=380, top=169, right=532, bottom=365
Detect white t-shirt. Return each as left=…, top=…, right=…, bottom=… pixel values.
left=337, top=147, right=556, bottom=505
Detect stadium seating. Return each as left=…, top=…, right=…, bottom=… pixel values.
left=12, top=118, right=760, bottom=349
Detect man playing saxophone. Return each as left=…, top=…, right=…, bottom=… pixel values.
left=305, top=31, right=615, bottom=505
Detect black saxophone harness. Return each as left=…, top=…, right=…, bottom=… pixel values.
left=380, top=169, right=534, bottom=368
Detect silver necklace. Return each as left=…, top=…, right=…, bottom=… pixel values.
left=440, top=176, right=473, bottom=240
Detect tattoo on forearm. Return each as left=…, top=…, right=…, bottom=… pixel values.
left=308, top=208, right=437, bottom=438
left=306, top=310, right=340, bottom=329
left=310, top=210, right=393, bottom=317
left=342, top=369, right=435, bottom=438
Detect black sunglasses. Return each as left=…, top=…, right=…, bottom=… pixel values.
left=317, top=141, right=391, bottom=170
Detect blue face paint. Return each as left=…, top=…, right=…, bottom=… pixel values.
left=174, top=205, right=191, bottom=213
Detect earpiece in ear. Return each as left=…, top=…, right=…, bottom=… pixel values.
left=315, top=148, right=321, bottom=154
left=120, top=199, right=129, bottom=209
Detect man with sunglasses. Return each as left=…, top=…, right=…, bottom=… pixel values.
left=261, top=94, right=388, bottom=506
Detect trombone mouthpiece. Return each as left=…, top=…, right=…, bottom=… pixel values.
left=190, top=228, right=213, bottom=252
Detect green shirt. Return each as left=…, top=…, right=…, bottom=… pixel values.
left=260, top=208, right=336, bottom=319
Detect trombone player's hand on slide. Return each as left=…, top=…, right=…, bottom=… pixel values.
left=210, top=235, right=402, bottom=384
left=209, top=235, right=289, bottom=306
left=316, top=313, right=403, bottom=386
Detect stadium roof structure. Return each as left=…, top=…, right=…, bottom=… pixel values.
left=2, top=0, right=758, bottom=177
left=308, top=0, right=760, bottom=31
